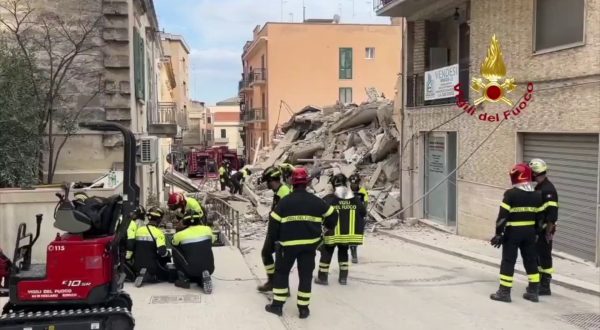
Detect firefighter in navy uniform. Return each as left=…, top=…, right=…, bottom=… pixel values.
left=231, top=167, right=252, bottom=195
left=257, top=166, right=292, bottom=292
left=132, top=207, right=171, bottom=287
left=218, top=160, right=231, bottom=191
left=348, top=173, right=368, bottom=263
left=490, top=163, right=544, bottom=303
left=529, top=158, right=559, bottom=295
left=315, top=174, right=366, bottom=285
left=278, top=163, right=295, bottom=187
left=265, top=167, right=337, bottom=319
left=125, top=205, right=146, bottom=282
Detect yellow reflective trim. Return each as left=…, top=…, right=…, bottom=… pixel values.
left=265, top=264, right=275, bottom=270
left=280, top=237, right=321, bottom=246
left=319, top=262, right=329, bottom=267
left=273, top=288, right=289, bottom=294
left=506, top=221, right=535, bottom=226
left=538, top=267, right=554, bottom=274
left=149, top=212, right=162, bottom=217
left=273, top=295, right=287, bottom=302
left=501, top=203, right=511, bottom=210
left=270, top=212, right=282, bottom=222
left=510, top=207, right=538, bottom=213
left=323, top=206, right=335, bottom=217
left=297, top=291, right=311, bottom=298
left=499, top=280, right=513, bottom=287
left=281, top=215, right=322, bottom=223
left=297, top=300, right=310, bottom=306
left=546, top=201, right=558, bottom=207
left=499, top=274, right=513, bottom=281
left=350, top=209, right=356, bottom=235
left=319, top=268, right=329, bottom=272
left=528, top=273, right=540, bottom=283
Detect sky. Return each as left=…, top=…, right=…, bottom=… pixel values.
left=154, top=0, right=390, bottom=105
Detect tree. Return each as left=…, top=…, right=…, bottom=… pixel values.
left=0, top=38, right=42, bottom=187
left=0, top=0, right=103, bottom=184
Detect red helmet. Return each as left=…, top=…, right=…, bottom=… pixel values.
left=291, top=167, right=310, bottom=185
left=167, top=192, right=186, bottom=210
left=509, top=163, right=532, bottom=185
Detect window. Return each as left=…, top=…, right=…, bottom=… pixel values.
left=339, top=48, right=353, bottom=79
left=365, top=47, right=375, bottom=59
left=220, top=129, right=227, bottom=139
left=133, top=27, right=145, bottom=100
left=207, top=115, right=211, bottom=124
left=534, top=0, right=584, bottom=52
left=207, top=130, right=212, bottom=141
left=339, top=88, right=352, bottom=104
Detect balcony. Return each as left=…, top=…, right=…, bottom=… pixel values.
left=406, top=66, right=469, bottom=108
left=374, top=0, right=463, bottom=20
left=214, top=137, right=229, bottom=144
left=148, top=102, right=179, bottom=137
left=248, top=68, right=266, bottom=86
left=243, top=108, right=266, bottom=123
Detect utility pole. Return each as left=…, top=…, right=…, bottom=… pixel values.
left=302, top=0, right=306, bottom=22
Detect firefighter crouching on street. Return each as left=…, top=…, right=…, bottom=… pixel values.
left=348, top=173, right=368, bottom=264
left=218, top=160, right=231, bottom=191
left=489, top=163, right=544, bottom=303
left=315, top=173, right=366, bottom=286
left=265, top=167, right=337, bottom=319
left=257, top=166, right=291, bottom=292
left=172, top=209, right=215, bottom=294
left=124, top=205, right=146, bottom=282
left=132, top=207, right=171, bottom=287
left=231, top=167, right=252, bottom=195
left=529, top=158, right=559, bottom=296
left=167, top=192, right=205, bottom=219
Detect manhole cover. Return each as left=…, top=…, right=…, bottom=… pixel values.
left=562, top=313, right=600, bottom=330
left=149, top=294, right=201, bottom=304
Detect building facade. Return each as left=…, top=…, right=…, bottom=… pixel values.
left=211, top=97, right=243, bottom=156
left=239, top=20, right=403, bottom=160
left=376, top=0, right=600, bottom=265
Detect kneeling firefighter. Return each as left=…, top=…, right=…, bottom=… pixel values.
left=132, top=207, right=172, bottom=287
left=315, top=174, right=366, bottom=285
left=489, top=163, right=544, bottom=303
left=172, top=209, right=215, bottom=294
left=124, top=205, right=146, bottom=282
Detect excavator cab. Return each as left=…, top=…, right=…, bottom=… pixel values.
left=0, top=122, right=139, bottom=330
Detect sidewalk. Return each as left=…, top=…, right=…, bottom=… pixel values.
left=378, top=223, right=600, bottom=297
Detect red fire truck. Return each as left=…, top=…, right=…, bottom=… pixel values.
left=186, top=146, right=242, bottom=178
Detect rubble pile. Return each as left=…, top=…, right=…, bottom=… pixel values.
left=246, top=93, right=403, bottom=224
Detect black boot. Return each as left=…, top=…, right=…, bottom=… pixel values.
left=265, top=303, right=283, bottom=316
left=314, top=271, right=328, bottom=285
left=257, top=274, right=274, bottom=292
left=134, top=268, right=147, bottom=288
left=298, top=306, right=310, bottom=319
left=350, top=246, right=358, bottom=264
left=539, top=274, right=551, bottom=296
left=339, top=270, right=348, bottom=285
left=490, top=285, right=511, bottom=302
left=202, top=270, right=213, bottom=294
left=174, top=271, right=190, bottom=289
left=523, top=282, right=539, bottom=302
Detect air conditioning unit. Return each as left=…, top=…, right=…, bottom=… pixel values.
left=138, top=136, right=158, bottom=164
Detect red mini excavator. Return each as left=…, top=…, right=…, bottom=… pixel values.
left=0, top=121, right=140, bottom=329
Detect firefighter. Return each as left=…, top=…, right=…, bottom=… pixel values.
left=167, top=192, right=205, bottom=222
left=489, top=163, right=544, bottom=303
left=133, top=207, right=171, bottom=287
left=257, top=166, right=291, bottom=292
left=218, top=160, right=231, bottom=191
left=278, top=163, right=295, bottom=187
left=172, top=209, right=215, bottom=294
left=265, top=167, right=337, bottom=319
left=125, top=205, right=146, bottom=281
left=529, top=158, right=559, bottom=296
left=315, top=174, right=366, bottom=286
left=348, top=173, right=369, bottom=264
left=230, top=167, right=252, bottom=195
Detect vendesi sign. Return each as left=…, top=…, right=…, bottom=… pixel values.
left=424, top=64, right=459, bottom=101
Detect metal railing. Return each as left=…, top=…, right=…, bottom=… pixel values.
left=150, top=102, right=177, bottom=125
left=244, top=108, right=266, bottom=122
left=248, top=68, right=266, bottom=83
left=373, top=0, right=397, bottom=11
left=205, top=197, right=241, bottom=250
left=406, top=67, right=470, bottom=107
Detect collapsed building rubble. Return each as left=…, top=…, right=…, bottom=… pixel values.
left=244, top=92, right=403, bottom=226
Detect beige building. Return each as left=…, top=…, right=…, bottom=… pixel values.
left=184, top=100, right=213, bottom=147
left=376, top=0, right=600, bottom=265
left=239, top=20, right=403, bottom=160
left=211, top=97, right=244, bottom=156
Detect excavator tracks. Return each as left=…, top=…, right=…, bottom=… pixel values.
left=0, top=306, right=134, bottom=330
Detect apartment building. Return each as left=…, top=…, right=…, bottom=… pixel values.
left=375, top=0, right=600, bottom=264
left=211, top=97, right=244, bottom=156
left=239, top=19, right=403, bottom=160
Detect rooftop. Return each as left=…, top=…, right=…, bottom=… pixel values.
left=160, top=32, right=191, bottom=54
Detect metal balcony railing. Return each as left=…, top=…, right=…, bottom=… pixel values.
left=243, top=108, right=266, bottom=122
left=406, top=66, right=470, bottom=107
left=373, top=0, right=398, bottom=11
left=149, top=102, right=177, bottom=125
left=248, top=68, right=266, bottom=84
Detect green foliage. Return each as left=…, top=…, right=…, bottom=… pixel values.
left=0, top=39, right=42, bottom=187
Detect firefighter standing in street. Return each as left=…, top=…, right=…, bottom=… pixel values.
left=348, top=173, right=368, bottom=263
left=218, top=160, right=231, bottom=191
left=265, top=167, right=337, bottom=319
left=315, top=173, right=366, bottom=286
left=230, top=167, right=252, bottom=195
left=529, top=158, right=559, bottom=296
left=132, top=207, right=171, bottom=287
left=489, top=163, right=544, bottom=303
left=257, top=166, right=291, bottom=292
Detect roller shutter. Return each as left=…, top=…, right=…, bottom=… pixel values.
left=523, top=133, right=599, bottom=262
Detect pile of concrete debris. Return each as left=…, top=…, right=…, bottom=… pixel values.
left=244, top=94, right=403, bottom=227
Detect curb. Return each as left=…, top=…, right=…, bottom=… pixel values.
left=375, top=230, right=600, bottom=297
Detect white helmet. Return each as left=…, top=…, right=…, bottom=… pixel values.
left=529, top=158, right=547, bottom=174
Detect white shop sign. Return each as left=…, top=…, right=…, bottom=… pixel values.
left=424, top=64, right=459, bottom=101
